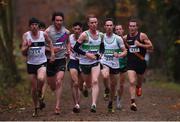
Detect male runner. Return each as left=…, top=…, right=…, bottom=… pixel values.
left=45, top=12, right=70, bottom=114
left=101, top=19, right=127, bottom=112
left=115, top=24, right=127, bottom=109
left=73, top=15, right=104, bottom=113
left=21, top=18, right=55, bottom=117
left=124, top=19, right=153, bottom=111
left=67, top=22, right=83, bottom=113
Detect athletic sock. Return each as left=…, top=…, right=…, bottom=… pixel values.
left=131, top=99, right=135, bottom=104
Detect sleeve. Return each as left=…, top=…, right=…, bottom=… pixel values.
left=73, top=42, right=86, bottom=55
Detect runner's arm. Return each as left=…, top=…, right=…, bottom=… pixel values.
left=67, top=37, right=71, bottom=55
left=118, top=46, right=127, bottom=58
left=99, top=42, right=105, bottom=54
left=135, top=33, right=153, bottom=51
left=99, top=33, right=105, bottom=54
left=117, top=36, right=127, bottom=58
left=123, top=35, right=129, bottom=48
left=21, top=33, right=30, bottom=56
left=44, top=29, right=52, bottom=52
left=73, top=32, right=86, bottom=55
left=44, top=32, right=55, bottom=61
left=73, top=32, right=96, bottom=59
left=65, top=30, right=70, bottom=56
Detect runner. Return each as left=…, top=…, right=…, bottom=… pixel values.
left=124, top=19, right=153, bottom=111
left=45, top=12, right=70, bottom=114
left=73, top=15, right=104, bottom=113
left=21, top=17, right=55, bottom=117
left=100, top=18, right=127, bottom=112
left=67, top=22, right=83, bottom=113
left=114, top=24, right=127, bottom=110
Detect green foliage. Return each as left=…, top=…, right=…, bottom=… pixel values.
left=135, top=0, right=180, bottom=82
left=150, top=80, right=180, bottom=93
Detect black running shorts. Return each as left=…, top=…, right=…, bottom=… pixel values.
left=80, top=62, right=99, bottom=75
left=27, top=62, right=47, bottom=75
left=127, top=59, right=146, bottom=75
left=47, top=58, right=66, bottom=77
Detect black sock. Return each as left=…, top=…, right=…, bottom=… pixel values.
left=105, top=88, right=110, bottom=93
left=131, top=99, right=135, bottom=104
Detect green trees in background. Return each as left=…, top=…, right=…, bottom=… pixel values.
left=0, top=0, right=179, bottom=88
left=135, top=0, right=180, bottom=82
left=82, top=0, right=180, bottom=82
left=0, top=0, right=20, bottom=88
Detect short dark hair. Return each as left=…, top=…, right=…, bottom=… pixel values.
left=51, top=12, right=64, bottom=21
left=39, top=21, right=46, bottom=29
left=29, top=17, right=39, bottom=26
left=104, top=18, right=114, bottom=25
left=72, top=22, right=83, bottom=28
left=129, top=18, right=139, bottom=26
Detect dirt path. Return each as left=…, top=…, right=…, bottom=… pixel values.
left=0, top=73, right=180, bottom=121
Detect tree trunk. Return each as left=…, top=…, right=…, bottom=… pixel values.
left=0, top=0, right=21, bottom=87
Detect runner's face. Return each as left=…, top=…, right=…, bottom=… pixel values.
left=129, top=22, right=138, bottom=34
left=54, top=16, right=63, bottom=29
left=73, top=25, right=82, bottom=35
left=104, top=21, right=114, bottom=34
left=30, top=23, right=39, bottom=33
left=88, top=18, right=98, bottom=31
left=115, top=25, right=124, bottom=36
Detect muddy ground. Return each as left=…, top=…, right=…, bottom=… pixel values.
left=0, top=72, right=180, bottom=121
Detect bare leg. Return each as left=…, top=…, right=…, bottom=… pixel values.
left=118, top=72, right=126, bottom=98
left=91, top=64, right=100, bottom=106
left=137, top=74, right=144, bottom=88
left=70, top=69, right=80, bottom=105
left=101, top=65, right=110, bottom=100
left=37, top=66, right=47, bottom=97
left=127, top=70, right=137, bottom=100
left=29, top=74, right=38, bottom=109
left=55, top=71, right=64, bottom=110
left=127, top=70, right=137, bottom=111
left=47, top=76, right=56, bottom=92
left=109, top=74, right=117, bottom=102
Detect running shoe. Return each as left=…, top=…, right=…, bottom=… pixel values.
left=136, top=86, right=142, bottom=97
left=90, top=104, right=96, bottom=113
left=108, top=101, right=115, bottom=113
left=116, top=96, right=122, bottom=110
left=73, top=104, right=80, bottom=113
left=32, top=108, right=38, bottom=117
left=130, top=102, right=137, bottom=111
left=103, top=88, right=110, bottom=101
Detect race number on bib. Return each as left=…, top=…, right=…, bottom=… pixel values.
left=54, top=42, right=65, bottom=49
left=88, top=50, right=98, bottom=54
left=104, top=54, right=113, bottom=61
left=129, top=45, right=140, bottom=53
left=29, top=47, right=41, bottom=56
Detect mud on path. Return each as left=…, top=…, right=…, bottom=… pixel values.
left=0, top=72, right=180, bottom=121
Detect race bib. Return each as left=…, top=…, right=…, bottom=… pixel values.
left=29, top=47, right=41, bottom=56
left=129, top=45, right=140, bottom=53
left=54, top=42, right=65, bottom=49
left=104, top=54, right=114, bottom=61
left=88, top=49, right=98, bottom=54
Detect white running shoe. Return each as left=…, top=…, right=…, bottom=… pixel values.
left=73, top=104, right=80, bottom=113
left=116, top=96, right=122, bottom=110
